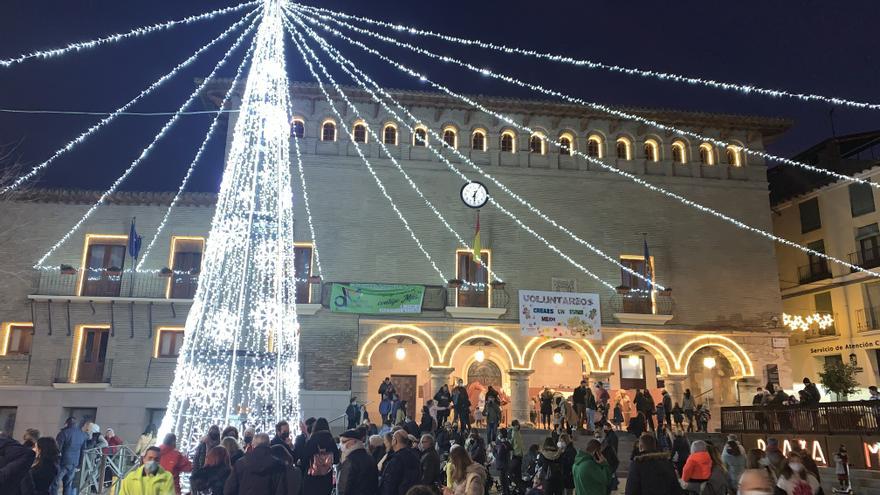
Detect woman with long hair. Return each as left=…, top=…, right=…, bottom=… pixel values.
left=302, top=417, right=340, bottom=495
left=776, top=453, right=819, bottom=495
left=222, top=436, right=244, bottom=466
left=444, top=444, right=486, bottom=495
left=190, top=446, right=231, bottom=495
left=29, top=437, right=60, bottom=495
left=737, top=449, right=775, bottom=494
left=721, top=440, right=746, bottom=492
left=134, top=424, right=157, bottom=456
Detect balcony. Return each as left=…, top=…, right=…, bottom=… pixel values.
left=609, top=289, right=674, bottom=325
left=53, top=358, right=113, bottom=386
left=849, top=246, right=880, bottom=271
left=856, top=307, right=880, bottom=332
left=445, top=282, right=511, bottom=319
left=797, top=261, right=832, bottom=284
left=35, top=269, right=190, bottom=300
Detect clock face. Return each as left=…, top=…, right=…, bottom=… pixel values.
left=461, top=181, right=488, bottom=209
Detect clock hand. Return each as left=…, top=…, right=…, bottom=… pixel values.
left=472, top=190, right=478, bottom=201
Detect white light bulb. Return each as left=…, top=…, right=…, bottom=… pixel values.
left=628, top=355, right=640, bottom=367
left=703, top=357, right=717, bottom=370
left=396, top=346, right=407, bottom=361
left=553, top=352, right=563, bottom=365
left=474, top=350, right=485, bottom=363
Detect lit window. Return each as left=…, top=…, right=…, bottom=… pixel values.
left=291, top=119, right=304, bottom=139
left=2, top=323, right=33, bottom=356
left=167, top=237, right=204, bottom=299
left=500, top=132, right=515, bottom=153
left=529, top=134, right=545, bottom=154
left=321, top=120, right=337, bottom=142
left=616, top=138, right=632, bottom=160
left=671, top=141, right=687, bottom=164
left=352, top=122, right=367, bottom=143
left=155, top=328, right=184, bottom=358
left=456, top=249, right=491, bottom=308
left=383, top=124, right=398, bottom=145
left=587, top=135, right=603, bottom=158
left=79, top=235, right=128, bottom=297
left=443, top=128, right=457, bottom=148
left=726, top=145, right=742, bottom=166
left=472, top=130, right=486, bottom=151
left=699, top=143, right=715, bottom=165
left=559, top=133, right=574, bottom=156
left=644, top=139, right=660, bottom=162
left=413, top=127, right=428, bottom=147
left=294, top=244, right=314, bottom=304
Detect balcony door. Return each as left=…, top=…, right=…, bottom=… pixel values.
left=620, top=257, right=652, bottom=314
left=77, top=327, right=109, bottom=383
left=170, top=240, right=203, bottom=299
left=857, top=224, right=880, bottom=269
left=82, top=243, right=126, bottom=297
left=457, top=251, right=489, bottom=308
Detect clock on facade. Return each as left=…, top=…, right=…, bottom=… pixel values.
left=460, top=181, right=488, bottom=209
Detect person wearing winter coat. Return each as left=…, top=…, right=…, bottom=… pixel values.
left=119, top=446, right=174, bottom=495
left=682, top=389, right=696, bottom=432
left=625, top=433, right=683, bottom=495
left=302, top=418, right=340, bottom=495
left=55, top=416, right=88, bottom=495
left=572, top=440, right=613, bottom=495
left=103, top=428, right=123, bottom=455
left=626, top=412, right=647, bottom=439
left=775, top=453, right=820, bottom=495
left=681, top=440, right=713, bottom=492
left=434, top=384, right=453, bottom=427
left=671, top=431, right=690, bottom=476
left=539, top=388, right=554, bottom=430
left=721, top=441, right=746, bottom=492
left=337, top=429, right=379, bottom=495
left=223, top=434, right=287, bottom=495
left=190, top=446, right=231, bottom=495
left=379, top=430, right=421, bottom=495
left=419, top=434, right=442, bottom=488
left=134, top=424, right=158, bottom=456
left=558, top=433, right=577, bottom=495
left=222, top=436, right=245, bottom=467
left=269, top=444, right=303, bottom=495
left=446, top=444, right=487, bottom=495
left=484, top=398, right=502, bottom=444
left=1, top=435, right=36, bottom=494
left=159, top=433, right=193, bottom=495
left=584, top=386, right=598, bottom=432
left=346, top=397, right=363, bottom=429
left=28, top=437, right=61, bottom=495
left=671, top=403, right=685, bottom=430
left=493, top=428, right=513, bottom=495
left=535, top=437, right=565, bottom=495
left=195, top=425, right=222, bottom=471
left=662, top=390, right=674, bottom=429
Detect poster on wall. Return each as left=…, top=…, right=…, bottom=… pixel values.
left=329, top=283, right=425, bottom=314
left=519, top=290, right=601, bottom=339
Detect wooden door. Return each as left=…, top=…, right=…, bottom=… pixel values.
left=171, top=250, right=202, bottom=299
left=78, top=327, right=109, bottom=383
left=82, top=244, right=126, bottom=297
left=457, top=252, right=488, bottom=307
left=391, top=375, right=417, bottom=418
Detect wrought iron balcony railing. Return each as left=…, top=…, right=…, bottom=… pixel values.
left=849, top=246, right=880, bottom=271
left=797, top=261, right=832, bottom=284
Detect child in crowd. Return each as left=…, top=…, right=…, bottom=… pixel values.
left=612, top=402, right=623, bottom=430
left=834, top=445, right=850, bottom=492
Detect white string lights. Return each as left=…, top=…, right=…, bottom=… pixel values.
left=35, top=16, right=261, bottom=269
left=0, top=1, right=259, bottom=68
left=290, top=114, right=323, bottom=278
left=1, top=9, right=260, bottom=196
left=297, top=12, right=880, bottom=281
left=300, top=11, right=880, bottom=191
left=292, top=3, right=880, bottom=113
left=160, top=0, right=301, bottom=450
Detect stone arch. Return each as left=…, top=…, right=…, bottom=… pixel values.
left=521, top=337, right=599, bottom=371
left=598, top=332, right=676, bottom=376
left=441, top=326, right=521, bottom=369
left=356, top=324, right=442, bottom=366
left=676, top=335, right=754, bottom=378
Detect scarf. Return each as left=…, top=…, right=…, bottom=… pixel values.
left=342, top=441, right=365, bottom=463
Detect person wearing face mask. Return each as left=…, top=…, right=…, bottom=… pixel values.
left=194, top=425, right=221, bottom=472
left=119, top=446, right=173, bottom=495
left=419, top=433, right=442, bottom=488
left=158, top=433, right=192, bottom=495
left=271, top=420, right=295, bottom=459
left=535, top=436, right=564, bottom=495
left=241, top=427, right=256, bottom=454
left=775, top=453, right=819, bottom=495
left=336, top=428, right=378, bottom=495
left=558, top=433, right=577, bottom=495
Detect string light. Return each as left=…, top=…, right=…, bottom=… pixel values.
left=291, top=3, right=880, bottom=112
left=286, top=20, right=449, bottom=284
left=137, top=36, right=258, bottom=270
left=300, top=12, right=880, bottom=281
left=782, top=312, right=834, bottom=332
left=35, top=16, right=261, bottom=269
left=160, top=0, right=301, bottom=450
left=288, top=12, right=643, bottom=291
left=0, top=1, right=259, bottom=68
left=290, top=113, right=323, bottom=277
left=301, top=11, right=880, bottom=191
left=0, top=9, right=260, bottom=196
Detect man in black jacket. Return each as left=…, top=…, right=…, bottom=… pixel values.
left=338, top=429, right=379, bottom=495
left=572, top=380, right=587, bottom=430
left=379, top=430, right=420, bottom=495
left=224, top=434, right=287, bottom=495
left=661, top=390, right=673, bottom=429
left=418, top=434, right=442, bottom=487
left=625, top=433, right=683, bottom=495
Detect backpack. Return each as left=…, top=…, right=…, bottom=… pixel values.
left=308, top=446, right=334, bottom=476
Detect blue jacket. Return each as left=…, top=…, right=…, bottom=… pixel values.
left=56, top=425, right=88, bottom=467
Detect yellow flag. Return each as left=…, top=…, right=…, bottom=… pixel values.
left=473, top=211, right=481, bottom=263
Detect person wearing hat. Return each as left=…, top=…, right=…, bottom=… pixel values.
left=337, top=428, right=378, bottom=495
left=104, top=428, right=123, bottom=455
left=55, top=417, right=88, bottom=495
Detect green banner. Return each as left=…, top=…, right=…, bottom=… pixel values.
left=329, top=283, right=426, bottom=314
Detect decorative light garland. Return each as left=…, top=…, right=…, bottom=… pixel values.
left=291, top=3, right=880, bottom=112
left=782, top=312, right=834, bottom=332
left=286, top=20, right=449, bottom=284
left=35, top=16, right=261, bottom=269
left=137, top=36, right=258, bottom=271
left=160, top=0, right=301, bottom=450
left=300, top=13, right=880, bottom=281
left=301, top=11, right=880, bottom=191
left=0, top=9, right=260, bottom=196
left=0, top=1, right=259, bottom=68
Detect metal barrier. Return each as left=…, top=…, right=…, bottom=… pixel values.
left=78, top=444, right=140, bottom=494
left=721, top=400, right=880, bottom=435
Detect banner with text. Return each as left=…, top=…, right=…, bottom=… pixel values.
left=330, top=283, right=425, bottom=314
left=519, top=290, right=602, bottom=339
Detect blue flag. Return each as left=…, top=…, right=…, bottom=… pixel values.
left=128, top=218, right=142, bottom=260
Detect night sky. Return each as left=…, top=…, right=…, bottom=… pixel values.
left=0, top=1, right=877, bottom=193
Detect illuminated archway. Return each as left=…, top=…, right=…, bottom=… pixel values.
left=521, top=337, right=599, bottom=371
left=356, top=324, right=442, bottom=366
left=441, top=326, right=522, bottom=369
left=676, top=335, right=754, bottom=378
left=598, top=332, right=676, bottom=376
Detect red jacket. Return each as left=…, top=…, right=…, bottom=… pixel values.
left=681, top=451, right=712, bottom=481
left=159, top=444, right=193, bottom=494
left=103, top=435, right=123, bottom=455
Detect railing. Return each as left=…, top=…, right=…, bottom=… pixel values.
left=445, top=284, right=511, bottom=313
left=79, top=444, right=141, bottom=495
left=54, top=358, right=113, bottom=384
left=855, top=307, right=880, bottom=332
left=849, top=247, right=880, bottom=271
left=720, top=400, right=880, bottom=435
left=36, top=269, right=177, bottom=299
left=798, top=261, right=832, bottom=284
left=608, top=290, right=674, bottom=315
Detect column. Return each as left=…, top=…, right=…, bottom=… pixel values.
left=664, top=375, right=686, bottom=404
left=428, top=366, right=455, bottom=399
left=351, top=365, right=371, bottom=404
left=508, top=369, right=534, bottom=424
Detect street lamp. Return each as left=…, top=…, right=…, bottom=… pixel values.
left=395, top=346, right=406, bottom=360
left=474, top=349, right=485, bottom=363
left=703, top=356, right=716, bottom=370
left=553, top=352, right=564, bottom=365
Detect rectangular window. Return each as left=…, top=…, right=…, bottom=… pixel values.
left=294, top=244, right=314, bottom=304
left=79, top=236, right=128, bottom=297
left=813, top=291, right=836, bottom=335
left=857, top=224, right=880, bottom=269
left=154, top=327, right=184, bottom=358
left=0, top=407, right=16, bottom=437
left=850, top=182, right=875, bottom=217
left=167, top=237, right=204, bottom=299
left=456, top=250, right=490, bottom=308
left=2, top=323, right=33, bottom=355
left=620, top=256, right=654, bottom=314
left=799, top=198, right=821, bottom=233
left=619, top=355, right=646, bottom=390
left=146, top=408, right=166, bottom=431
left=72, top=326, right=110, bottom=384
left=63, top=407, right=97, bottom=429
left=800, top=239, right=830, bottom=283
left=824, top=354, right=843, bottom=368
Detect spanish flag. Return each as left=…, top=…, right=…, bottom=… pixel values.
left=472, top=211, right=482, bottom=264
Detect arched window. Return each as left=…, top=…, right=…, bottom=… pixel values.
left=726, top=145, right=742, bottom=166
left=500, top=131, right=515, bottom=153
left=321, top=120, right=336, bottom=142
left=383, top=124, right=398, bottom=145
left=671, top=140, right=687, bottom=164
left=616, top=137, right=632, bottom=160
left=559, top=133, right=575, bottom=156
left=443, top=127, right=458, bottom=148
left=644, top=139, right=659, bottom=162
left=352, top=122, right=367, bottom=143
left=699, top=143, right=715, bottom=165
left=529, top=133, right=545, bottom=155
left=472, top=130, right=486, bottom=151
left=291, top=119, right=304, bottom=139
left=413, top=126, right=428, bottom=147
left=587, top=135, right=603, bottom=158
